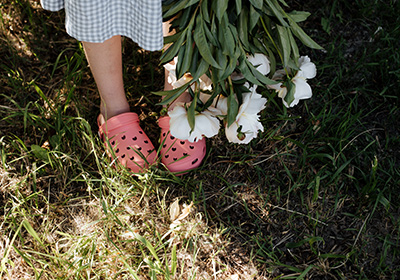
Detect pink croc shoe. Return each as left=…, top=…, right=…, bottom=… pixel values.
left=98, top=112, right=156, bottom=173
left=158, top=116, right=206, bottom=173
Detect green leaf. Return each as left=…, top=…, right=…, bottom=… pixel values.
left=227, top=92, right=239, bottom=127
left=133, top=232, right=161, bottom=263
left=164, top=0, right=190, bottom=18
left=201, top=0, right=210, bottom=22
left=238, top=7, right=250, bottom=51
left=187, top=92, right=197, bottom=132
left=171, top=244, right=177, bottom=276
left=237, top=56, right=262, bottom=86
left=211, top=0, right=229, bottom=22
left=178, top=5, right=195, bottom=30
left=249, top=4, right=260, bottom=31
left=176, top=43, right=186, bottom=79
left=160, top=31, right=187, bottom=64
left=203, top=19, right=219, bottom=47
left=184, top=0, right=200, bottom=8
left=22, top=220, right=44, bottom=247
left=180, top=29, right=194, bottom=75
left=278, top=0, right=289, bottom=7
left=247, top=60, right=279, bottom=85
left=264, top=0, right=289, bottom=27
left=193, top=15, right=221, bottom=69
left=191, top=58, right=210, bottom=81
left=155, top=83, right=190, bottom=106
left=249, top=0, right=263, bottom=10
left=164, top=31, right=182, bottom=45
left=235, top=0, right=242, bottom=15
left=288, top=29, right=299, bottom=60
left=277, top=25, right=291, bottom=67
left=288, top=10, right=311, bottom=22
left=220, top=47, right=240, bottom=81
left=215, top=49, right=228, bottom=82
left=284, top=79, right=296, bottom=106
left=31, top=145, right=48, bottom=162
left=288, top=18, right=324, bottom=49
left=219, top=16, right=235, bottom=56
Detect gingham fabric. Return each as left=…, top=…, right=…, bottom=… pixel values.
left=41, top=0, right=163, bottom=51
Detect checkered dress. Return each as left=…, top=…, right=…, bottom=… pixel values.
left=41, top=0, right=163, bottom=51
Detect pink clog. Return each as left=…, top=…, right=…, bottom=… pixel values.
left=98, top=112, right=156, bottom=173
left=158, top=116, right=206, bottom=173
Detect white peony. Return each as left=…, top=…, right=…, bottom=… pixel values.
left=269, top=55, right=316, bottom=108
left=168, top=102, right=220, bottom=142
left=225, top=85, right=267, bottom=144
left=164, top=58, right=212, bottom=91
left=247, top=53, right=271, bottom=76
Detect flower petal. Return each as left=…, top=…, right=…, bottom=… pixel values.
left=225, top=121, right=241, bottom=143
left=247, top=53, right=271, bottom=76
left=293, top=77, right=312, bottom=101
left=168, top=104, right=191, bottom=140
left=199, top=74, right=213, bottom=91
left=298, top=56, right=316, bottom=79
left=188, top=112, right=220, bottom=142
left=172, top=73, right=193, bottom=89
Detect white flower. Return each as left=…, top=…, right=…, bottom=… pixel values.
left=168, top=102, right=220, bottom=142
left=225, top=85, right=267, bottom=144
left=247, top=53, right=271, bottom=76
left=269, top=55, right=316, bottom=108
left=164, top=57, right=178, bottom=85
left=164, top=57, right=212, bottom=91
left=199, top=92, right=228, bottom=117
left=172, top=73, right=193, bottom=89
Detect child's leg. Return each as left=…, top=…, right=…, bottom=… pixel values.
left=84, top=35, right=156, bottom=173
left=82, top=35, right=130, bottom=120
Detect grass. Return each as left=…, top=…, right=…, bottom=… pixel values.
left=1, top=0, right=400, bottom=279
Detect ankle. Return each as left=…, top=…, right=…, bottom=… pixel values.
left=100, top=104, right=130, bottom=121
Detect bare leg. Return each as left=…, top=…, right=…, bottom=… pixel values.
left=82, top=35, right=130, bottom=121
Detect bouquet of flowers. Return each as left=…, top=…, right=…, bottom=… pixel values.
left=156, top=0, right=322, bottom=144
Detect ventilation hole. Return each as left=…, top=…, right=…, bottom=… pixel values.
left=189, top=146, right=194, bottom=149
left=192, top=158, right=198, bottom=165
left=121, top=135, right=126, bottom=140
left=139, top=131, right=143, bottom=134
left=111, top=141, right=115, bottom=145
left=127, top=147, right=131, bottom=150
left=130, top=156, right=134, bottom=160
left=173, top=158, right=177, bottom=161
left=121, top=154, right=126, bottom=158
left=183, top=153, right=188, bottom=156
left=138, top=147, right=142, bottom=151
left=163, top=132, right=166, bottom=137
left=172, top=147, right=176, bottom=151
left=170, top=136, right=175, bottom=140
left=133, top=136, right=137, bottom=141
left=115, top=148, right=120, bottom=153
left=147, top=149, right=152, bottom=153
left=163, top=144, right=167, bottom=148
left=165, top=155, right=169, bottom=158
left=180, top=141, right=185, bottom=145
left=144, top=140, right=149, bottom=144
